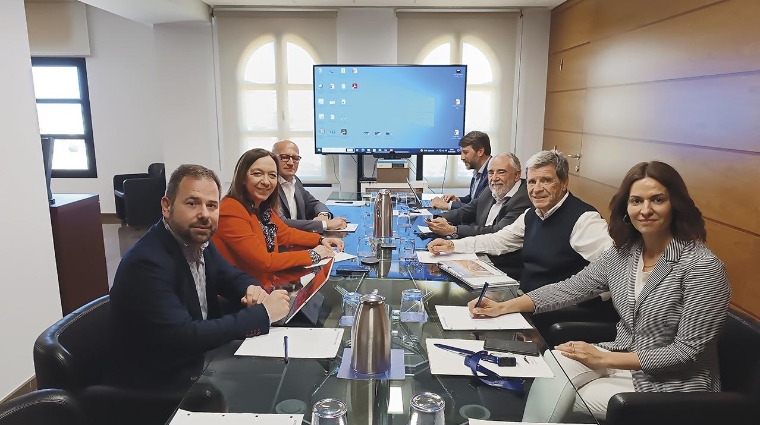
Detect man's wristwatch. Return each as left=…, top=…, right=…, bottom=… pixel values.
left=450, top=232, right=459, bottom=239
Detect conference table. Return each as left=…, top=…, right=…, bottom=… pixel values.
left=169, top=193, right=598, bottom=424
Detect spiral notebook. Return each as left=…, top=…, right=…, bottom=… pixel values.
left=438, top=258, right=518, bottom=289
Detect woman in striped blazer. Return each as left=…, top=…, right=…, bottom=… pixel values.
left=469, top=161, right=731, bottom=419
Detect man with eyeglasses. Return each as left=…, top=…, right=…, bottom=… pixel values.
left=426, top=153, right=531, bottom=279
left=272, top=140, right=347, bottom=233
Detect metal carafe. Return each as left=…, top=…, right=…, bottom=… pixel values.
left=373, top=189, right=392, bottom=238
left=350, top=293, right=391, bottom=374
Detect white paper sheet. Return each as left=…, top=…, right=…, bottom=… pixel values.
left=415, top=251, right=478, bottom=264
left=417, top=225, right=431, bottom=233
left=307, top=251, right=357, bottom=268
left=325, top=200, right=365, bottom=206
left=393, top=208, right=433, bottom=216
left=235, top=327, right=344, bottom=359
left=421, top=193, right=438, bottom=201
left=435, top=305, right=533, bottom=330
left=426, top=339, right=554, bottom=379
left=469, top=421, right=588, bottom=425
left=170, top=410, right=303, bottom=425
left=341, top=223, right=359, bottom=232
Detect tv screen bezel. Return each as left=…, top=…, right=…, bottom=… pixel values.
left=312, top=64, right=467, bottom=156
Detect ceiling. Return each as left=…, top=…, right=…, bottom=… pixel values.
left=202, top=1, right=567, bottom=8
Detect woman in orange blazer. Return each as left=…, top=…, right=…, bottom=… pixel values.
left=213, top=149, right=344, bottom=290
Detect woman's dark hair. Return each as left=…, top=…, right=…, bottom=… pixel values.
left=226, top=148, right=281, bottom=216
left=608, top=161, right=706, bottom=249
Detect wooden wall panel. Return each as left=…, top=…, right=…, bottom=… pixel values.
left=549, top=0, right=595, bottom=54
left=588, top=0, right=760, bottom=87
left=580, top=135, right=760, bottom=235
left=583, top=72, right=760, bottom=152
left=543, top=90, right=586, bottom=132
left=546, top=44, right=591, bottom=92
left=542, top=130, right=582, bottom=176
left=568, top=175, right=617, bottom=219
left=705, top=221, right=760, bottom=316
left=592, top=0, right=722, bottom=41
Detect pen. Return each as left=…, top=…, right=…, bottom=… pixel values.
left=283, top=335, right=289, bottom=364
left=475, top=282, right=490, bottom=308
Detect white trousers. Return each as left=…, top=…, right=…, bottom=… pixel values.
left=523, top=348, right=634, bottom=422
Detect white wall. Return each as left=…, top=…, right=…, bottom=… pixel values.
left=154, top=21, right=219, bottom=179
left=512, top=9, right=551, bottom=167
left=51, top=5, right=163, bottom=214
left=0, top=0, right=62, bottom=399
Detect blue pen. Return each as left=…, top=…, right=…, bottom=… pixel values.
left=475, top=282, right=490, bottom=308
left=283, top=335, right=289, bottom=364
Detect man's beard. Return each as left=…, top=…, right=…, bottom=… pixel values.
left=169, top=214, right=215, bottom=245
left=490, top=183, right=509, bottom=199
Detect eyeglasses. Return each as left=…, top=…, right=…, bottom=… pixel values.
left=278, top=154, right=302, bottom=163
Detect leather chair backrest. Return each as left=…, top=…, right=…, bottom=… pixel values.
left=33, top=296, right=112, bottom=392
left=0, top=389, right=82, bottom=425
left=717, top=309, right=760, bottom=396
left=148, top=163, right=165, bottom=181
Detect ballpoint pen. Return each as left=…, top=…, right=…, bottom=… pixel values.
left=283, top=335, right=289, bottom=364
left=475, top=282, right=490, bottom=308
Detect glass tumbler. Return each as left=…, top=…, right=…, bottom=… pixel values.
left=311, top=398, right=348, bottom=425
left=409, top=392, right=445, bottom=425
left=356, top=236, right=376, bottom=261
left=397, top=237, right=416, bottom=260
left=397, top=213, right=413, bottom=237
left=400, top=288, right=425, bottom=322
left=340, top=292, right=361, bottom=326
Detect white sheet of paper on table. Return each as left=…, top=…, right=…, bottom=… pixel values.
left=421, top=193, right=438, bottom=201
left=307, top=251, right=357, bottom=268
left=235, top=327, right=344, bottom=359
left=435, top=305, right=533, bottom=330
left=469, top=420, right=589, bottom=425
left=415, top=251, right=478, bottom=264
left=169, top=410, right=303, bottom=425
left=325, top=200, right=365, bottom=206
left=425, top=338, right=554, bottom=379
left=393, top=209, right=432, bottom=216
left=417, top=225, right=431, bottom=233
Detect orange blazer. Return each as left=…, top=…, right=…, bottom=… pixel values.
left=213, top=197, right=321, bottom=290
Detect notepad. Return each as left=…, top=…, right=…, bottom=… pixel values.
left=306, top=251, right=356, bottom=268
left=169, top=410, right=303, bottom=425
left=435, top=305, right=533, bottom=330
left=438, top=258, right=518, bottom=288
left=417, top=225, right=431, bottom=233
left=426, top=338, right=554, bottom=379
left=394, top=209, right=433, bottom=216
left=415, top=251, right=478, bottom=264
left=235, top=328, right=344, bottom=359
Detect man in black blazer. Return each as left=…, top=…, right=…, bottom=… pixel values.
left=427, top=154, right=531, bottom=278
left=107, top=164, right=291, bottom=390
left=273, top=140, right=347, bottom=233
left=430, top=131, right=492, bottom=210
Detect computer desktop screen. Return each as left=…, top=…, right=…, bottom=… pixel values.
left=313, top=65, right=467, bottom=156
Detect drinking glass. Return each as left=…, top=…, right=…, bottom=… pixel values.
left=409, top=392, right=445, bottom=425
left=397, top=237, right=416, bottom=260
left=362, top=211, right=374, bottom=236
left=340, top=292, right=361, bottom=326
left=356, top=236, right=375, bottom=261
left=397, top=213, right=413, bottom=237
left=400, top=288, right=425, bottom=322
left=311, top=398, right=348, bottom=425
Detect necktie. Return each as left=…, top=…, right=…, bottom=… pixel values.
left=470, top=173, right=480, bottom=197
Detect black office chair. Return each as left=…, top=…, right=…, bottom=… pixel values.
left=33, top=295, right=188, bottom=425
left=113, top=163, right=165, bottom=227
left=548, top=309, right=760, bottom=425
left=0, top=389, right=83, bottom=425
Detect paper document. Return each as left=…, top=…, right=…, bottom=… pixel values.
left=307, top=251, right=357, bottom=268
left=394, top=209, right=433, bottom=216
left=469, top=421, right=589, bottom=425
left=170, top=410, right=303, bottom=425
left=235, top=327, right=344, bottom=359
left=417, top=225, right=431, bottom=233
left=421, top=193, right=438, bottom=201
left=416, top=251, right=478, bottom=264
left=426, top=338, right=554, bottom=379
left=325, top=200, right=365, bottom=206
left=435, top=305, right=533, bottom=330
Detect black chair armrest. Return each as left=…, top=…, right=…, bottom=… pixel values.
left=80, top=385, right=186, bottom=425
left=113, top=173, right=149, bottom=192
left=0, top=389, right=83, bottom=425
left=548, top=321, right=617, bottom=345
left=606, top=391, right=757, bottom=425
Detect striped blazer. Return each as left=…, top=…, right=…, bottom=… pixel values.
left=528, top=238, right=731, bottom=392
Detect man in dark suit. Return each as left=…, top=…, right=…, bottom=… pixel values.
left=426, top=154, right=531, bottom=278
left=430, top=131, right=492, bottom=210
left=273, top=140, right=347, bottom=233
left=107, top=164, right=291, bottom=390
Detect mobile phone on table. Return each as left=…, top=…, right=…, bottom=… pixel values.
left=483, top=337, right=540, bottom=356
left=335, top=264, right=370, bottom=276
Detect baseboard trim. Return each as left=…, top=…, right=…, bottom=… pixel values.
left=1, top=376, right=37, bottom=403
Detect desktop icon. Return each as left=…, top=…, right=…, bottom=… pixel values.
left=385, top=131, right=392, bottom=136
left=374, top=131, right=381, bottom=136
left=352, top=83, right=358, bottom=89
left=330, top=114, right=335, bottom=120
left=341, top=129, right=347, bottom=135
left=352, top=68, right=358, bottom=74
left=341, top=68, right=346, bottom=73
left=341, top=99, right=346, bottom=105
left=318, top=98, right=324, bottom=105
left=319, top=128, right=325, bottom=134
left=363, top=131, right=370, bottom=136
left=341, top=83, right=346, bottom=89
left=318, top=113, right=325, bottom=120
left=453, top=129, right=460, bottom=136
left=317, top=68, right=323, bottom=73
left=329, top=83, right=335, bottom=89
left=329, top=100, right=336, bottom=105
left=456, top=69, right=461, bottom=74
left=454, top=98, right=461, bottom=105
left=318, top=84, right=323, bottom=89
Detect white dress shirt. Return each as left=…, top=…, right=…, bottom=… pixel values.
left=484, top=180, right=521, bottom=226
left=452, top=192, right=613, bottom=262
left=450, top=158, right=490, bottom=209
left=279, top=176, right=299, bottom=220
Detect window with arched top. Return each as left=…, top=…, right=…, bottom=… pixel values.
left=239, top=39, right=325, bottom=179
left=397, top=12, right=518, bottom=189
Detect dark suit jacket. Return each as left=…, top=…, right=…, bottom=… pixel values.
left=450, top=157, right=491, bottom=210
left=107, top=222, right=271, bottom=389
left=279, top=176, right=331, bottom=233
left=439, top=179, right=531, bottom=238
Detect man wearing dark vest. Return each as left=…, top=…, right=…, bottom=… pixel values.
left=427, top=150, right=618, bottom=330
